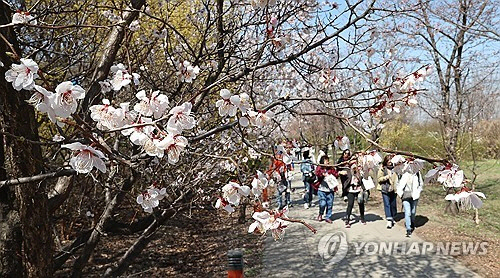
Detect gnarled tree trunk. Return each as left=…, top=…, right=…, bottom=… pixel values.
left=0, top=3, right=54, bottom=277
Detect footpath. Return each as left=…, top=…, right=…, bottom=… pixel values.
left=261, top=170, right=480, bottom=278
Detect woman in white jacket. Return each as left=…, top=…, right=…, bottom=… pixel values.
left=396, top=170, right=423, bottom=237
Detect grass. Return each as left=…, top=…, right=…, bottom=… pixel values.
left=416, top=159, right=500, bottom=277
left=420, top=159, right=500, bottom=237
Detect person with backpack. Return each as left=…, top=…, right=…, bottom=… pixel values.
left=377, top=155, right=399, bottom=229
left=397, top=170, right=424, bottom=237
left=300, top=149, right=315, bottom=209
left=313, top=155, right=338, bottom=223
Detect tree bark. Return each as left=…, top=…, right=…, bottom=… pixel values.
left=0, top=3, right=54, bottom=277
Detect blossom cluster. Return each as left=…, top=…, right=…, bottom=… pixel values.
left=89, top=91, right=194, bottom=164
left=215, top=89, right=275, bottom=128
left=215, top=181, right=251, bottom=213
left=369, top=66, right=433, bottom=118
left=248, top=207, right=289, bottom=240
left=333, top=136, right=350, bottom=151
left=136, top=186, right=167, bottom=213
left=12, top=11, right=37, bottom=25
left=425, top=164, right=486, bottom=209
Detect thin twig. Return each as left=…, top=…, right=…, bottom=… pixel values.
left=0, top=169, right=76, bottom=187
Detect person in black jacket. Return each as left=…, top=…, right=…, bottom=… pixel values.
left=336, top=149, right=352, bottom=202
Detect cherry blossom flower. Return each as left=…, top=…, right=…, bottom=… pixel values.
left=12, top=11, right=37, bottom=25
left=156, top=134, right=188, bottom=164
left=437, top=166, right=464, bottom=188
left=176, top=61, right=200, bottom=83
left=52, top=134, right=65, bottom=142
left=247, top=110, right=275, bottom=128
left=216, top=89, right=239, bottom=117
left=248, top=211, right=274, bottom=234
left=215, top=197, right=235, bottom=213
left=390, top=155, right=407, bottom=174
left=27, top=85, right=57, bottom=123
left=424, top=165, right=445, bottom=184
left=407, top=97, right=418, bottom=106
left=334, top=136, right=350, bottom=151
left=62, top=142, right=107, bottom=174
left=236, top=93, right=251, bottom=115
left=136, top=187, right=167, bottom=213
left=99, top=80, right=113, bottom=93
left=445, top=188, right=486, bottom=209
left=402, top=159, right=425, bottom=174
left=142, top=137, right=164, bottom=158
left=133, top=90, right=169, bottom=119
left=110, top=63, right=140, bottom=91
left=167, top=102, right=196, bottom=134
left=129, top=20, right=140, bottom=31
left=121, top=117, right=154, bottom=145
left=360, top=150, right=382, bottom=173
left=5, top=58, right=39, bottom=91
left=221, top=181, right=251, bottom=206
left=52, top=81, right=85, bottom=118
left=239, top=116, right=250, bottom=127
left=89, top=99, right=126, bottom=130
left=248, top=209, right=289, bottom=240
left=251, top=170, right=269, bottom=197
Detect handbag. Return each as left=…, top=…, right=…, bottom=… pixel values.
left=304, top=171, right=317, bottom=184
left=401, top=184, right=412, bottom=200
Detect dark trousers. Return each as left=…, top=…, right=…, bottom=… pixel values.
left=346, top=192, right=365, bottom=222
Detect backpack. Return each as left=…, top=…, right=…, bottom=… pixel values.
left=302, top=160, right=316, bottom=183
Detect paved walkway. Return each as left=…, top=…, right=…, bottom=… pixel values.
left=261, top=170, right=480, bottom=278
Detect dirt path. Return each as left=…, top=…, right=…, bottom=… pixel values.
left=261, top=170, right=481, bottom=277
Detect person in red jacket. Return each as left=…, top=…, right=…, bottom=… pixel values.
left=313, top=155, right=338, bottom=223
left=266, top=152, right=290, bottom=210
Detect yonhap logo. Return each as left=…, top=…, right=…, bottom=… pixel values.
left=317, top=231, right=349, bottom=265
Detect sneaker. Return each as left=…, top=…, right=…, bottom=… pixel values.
left=325, top=219, right=333, bottom=224
left=386, top=221, right=393, bottom=229
left=317, top=214, right=323, bottom=221
left=343, top=196, right=348, bottom=202
left=361, top=220, right=367, bottom=225
left=304, top=203, right=310, bottom=209
left=406, top=230, right=412, bottom=237
left=345, top=221, right=351, bottom=228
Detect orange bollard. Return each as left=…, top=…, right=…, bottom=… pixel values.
left=227, top=249, right=244, bottom=278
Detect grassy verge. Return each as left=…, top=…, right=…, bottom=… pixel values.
left=416, top=159, right=500, bottom=277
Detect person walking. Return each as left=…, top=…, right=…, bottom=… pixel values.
left=266, top=151, right=290, bottom=210
left=313, top=155, right=338, bottom=223
left=337, top=149, right=352, bottom=202
left=397, top=170, right=424, bottom=237
left=344, top=163, right=367, bottom=228
left=377, top=155, right=399, bottom=229
left=300, top=149, right=315, bottom=209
